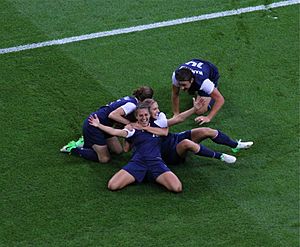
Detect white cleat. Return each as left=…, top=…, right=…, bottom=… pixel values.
left=236, top=140, right=253, bottom=149
left=220, top=154, right=237, bottom=164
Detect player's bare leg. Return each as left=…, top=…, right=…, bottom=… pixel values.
left=108, top=169, right=135, bottom=191
left=176, top=139, right=200, bottom=157
left=92, top=144, right=111, bottom=163
left=190, top=127, right=218, bottom=142
left=156, top=171, right=182, bottom=193
left=107, top=136, right=123, bottom=154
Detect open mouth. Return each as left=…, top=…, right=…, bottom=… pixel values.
left=140, top=118, right=149, bottom=126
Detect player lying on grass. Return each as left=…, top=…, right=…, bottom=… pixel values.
left=88, top=102, right=182, bottom=193
left=60, top=86, right=153, bottom=163
left=141, top=99, right=253, bottom=166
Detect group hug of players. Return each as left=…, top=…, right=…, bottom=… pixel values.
left=60, top=58, right=253, bottom=192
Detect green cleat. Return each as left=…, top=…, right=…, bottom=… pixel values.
left=232, top=139, right=253, bottom=153
left=231, top=147, right=240, bottom=153
left=60, top=141, right=77, bottom=153
left=75, top=136, right=84, bottom=148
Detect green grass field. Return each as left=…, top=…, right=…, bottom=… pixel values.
left=1, top=1, right=299, bottom=246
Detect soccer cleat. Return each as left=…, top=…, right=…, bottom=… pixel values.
left=75, top=136, right=84, bottom=148
left=60, top=141, right=77, bottom=153
left=232, top=139, right=253, bottom=153
left=220, top=154, right=237, bottom=164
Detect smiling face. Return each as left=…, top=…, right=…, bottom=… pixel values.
left=135, top=108, right=150, bottom=127
left=149, top=102, right=160, bottom=120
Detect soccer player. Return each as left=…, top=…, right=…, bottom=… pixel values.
left=60, top=86, right=154, bottom=163
left=142, top=99, right=253, bottom=166
left=88, top=103, right=182, bottom=193
left=171, top=58, right=224, bottom=125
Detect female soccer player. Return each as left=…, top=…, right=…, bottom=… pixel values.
left=60, top=86, right=153, bottom=163
left=143, top=99, right=253, bottom=166
left=88, top=103, right=182, bottom=192
left=171, top=58, right=224, bottom=125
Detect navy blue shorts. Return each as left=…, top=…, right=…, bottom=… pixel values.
left=162, top=130, right=192, bottom=166
left=123, top=159, right=170, bottom=183
left=82, top=117, right=113, bottom=147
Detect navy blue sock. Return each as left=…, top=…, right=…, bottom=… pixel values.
left=71, top=147, right=99, bottom=162
left=212, top=130, right=237, bottom=148
left=195, top=144, right=222, bottom=159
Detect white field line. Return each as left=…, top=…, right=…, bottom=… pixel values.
left=1, top=0, right=299, bottom=55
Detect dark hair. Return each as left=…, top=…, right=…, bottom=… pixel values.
left=175, top=68, right=193, bottom=82
left=133, top=86, right=154, bottom=101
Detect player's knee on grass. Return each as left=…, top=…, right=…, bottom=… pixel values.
left=98, top=155, right=110, bottom=163
left=171, top=181, right=182, bottom=193
left=92, top=144, right=111, bottom=163
left=108, top=169, right=135, bottom=191
left=107, top=180, right=119, bottom=191
left=107, top=137, right=123, bottom=155
left=156, top=172, right=182, bottom=193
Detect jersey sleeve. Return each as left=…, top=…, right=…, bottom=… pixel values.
left=124, top=128, right=135, bottom=138
left=154, top=112, right=168, bottom=128
left=172, top=71, right=180, bottom=87
left=121, top=102, right=137, bottom=116
left=200, top=78, right=215, bottom=95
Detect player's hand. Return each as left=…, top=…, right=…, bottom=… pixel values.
left=193, top=97, right=205, bottom=112
left=125, top=123, right=134, bottom=131
left=195, top=116, right=211, bottom=125
left=131, top=122, right=142, bottom=130
left=88, top=114, right=100, bottom=127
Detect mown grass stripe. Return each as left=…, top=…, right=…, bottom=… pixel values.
left=0, top=0, right=299, bottom=55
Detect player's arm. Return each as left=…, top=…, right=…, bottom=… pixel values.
left=206, top=88, right=224, bottom=121
left=88, top=114, right=130, bottom=138
left=108, top=107, right=131, bottom=125
left=167, top=108, right=194, bottom=127
left=167, top=97, right=205, bottom=127
left=172, top=84, right=180, bottom=116
left=142, top=125, right=169, bottom=136
left=195, top=88, right=224, bottom=125
left=131, top=122, right=169, bottom=136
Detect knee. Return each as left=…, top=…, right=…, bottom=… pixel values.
left=113, top=148, right=123, bottom=155
left=107, top=180, right=118, bottom=191
left=172, top=182, right=182, bottom=193
left=194, top=128, right=215, bottom=138
left=180, top=139, right=193, bottom=149
left=98, top=156, right=110, bottom=163
left=202, top=127, right=217, bottom=137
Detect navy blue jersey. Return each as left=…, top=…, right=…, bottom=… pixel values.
left=173, top=59, right=220, bottom=96
left=92, top=96, right=138, bottom=126
left=160, top=130, right=192, bottom=165
left=126, top=128, right=162, bottom=161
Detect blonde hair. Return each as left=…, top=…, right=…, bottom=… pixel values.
left=142, top=98, right=156, bottom=108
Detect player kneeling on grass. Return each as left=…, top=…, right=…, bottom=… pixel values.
left=88, top=102, right=182, bottom=193
left=142, top=99, right=253, bottom=166
left=60, top=86, right=153, bottom=163
left=171, top=58, right=225, bottom=125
